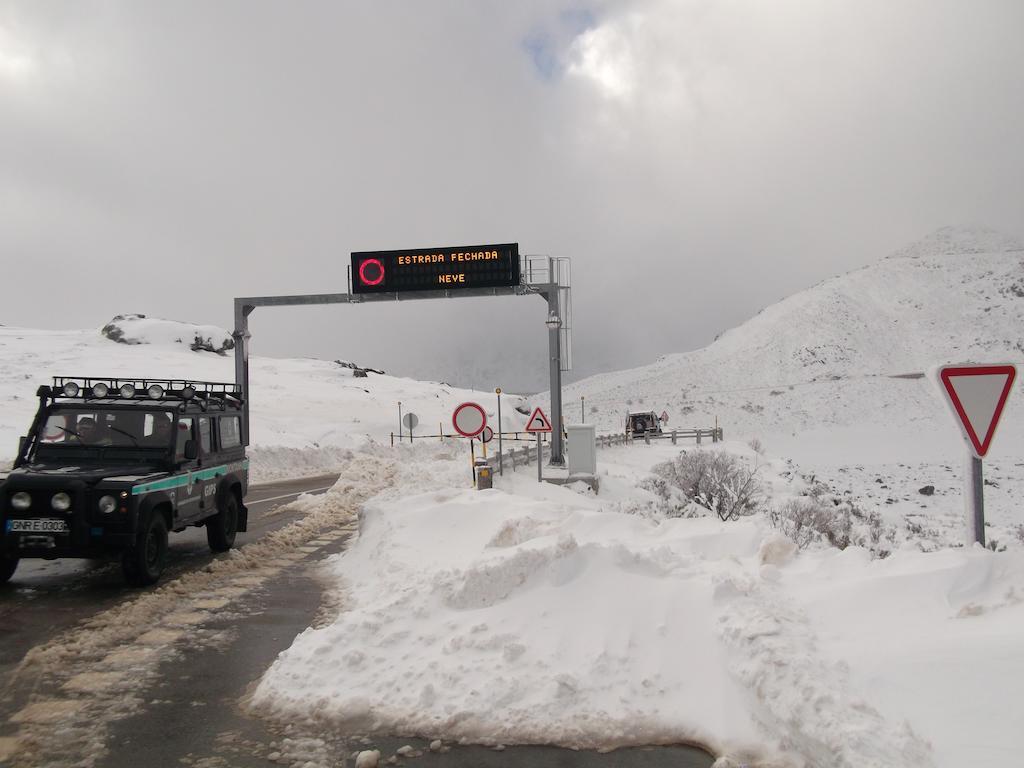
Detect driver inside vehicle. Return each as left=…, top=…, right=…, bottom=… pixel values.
left=77, top=416, right=101, bottom=443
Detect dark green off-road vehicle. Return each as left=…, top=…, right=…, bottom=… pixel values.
left=0, top=377, right=248, bottom=586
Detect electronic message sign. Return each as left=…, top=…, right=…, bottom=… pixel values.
left=350, top=243, right=520, bottom=295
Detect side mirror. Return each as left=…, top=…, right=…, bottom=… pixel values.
left=183, top=439, right=199, bottom=461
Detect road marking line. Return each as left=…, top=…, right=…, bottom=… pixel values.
left=246, top=486, right=335, bottom=507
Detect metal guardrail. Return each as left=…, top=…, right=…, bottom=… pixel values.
left=604, top=427, right=723, bottom=447
left=483, top=426, right=724, bottom=474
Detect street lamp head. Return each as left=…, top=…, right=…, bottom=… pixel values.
left=545, top=311, right=562, bottom=329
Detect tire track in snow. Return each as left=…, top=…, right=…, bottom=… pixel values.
left=0, top=452, right=397, bottom=768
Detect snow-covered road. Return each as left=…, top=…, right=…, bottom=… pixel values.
left=0, top=462, right=380, bottom=767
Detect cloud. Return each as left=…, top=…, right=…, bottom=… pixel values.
left=1, top=1, right=1023, bottom=393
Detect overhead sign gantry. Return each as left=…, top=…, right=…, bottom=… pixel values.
left=232, top=243, right=570, bottom=465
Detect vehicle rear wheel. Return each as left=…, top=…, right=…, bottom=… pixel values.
left=206, top=491, right=239, bottom=553
left=122, top=512, right=168, bottom=586
left=0, top=555, right=18, bottom=584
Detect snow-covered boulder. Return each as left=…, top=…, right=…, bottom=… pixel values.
left=334, top=359, right=385, bottom=376
left=354, top=750, right=380, bottom=768
left=101, top=314, right=234, bottom=355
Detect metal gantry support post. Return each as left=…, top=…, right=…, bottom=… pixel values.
left=233, top=301, right=254, bottom=446
left=545, top=266, right=565, bottom=466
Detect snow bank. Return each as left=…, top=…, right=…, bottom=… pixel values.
left=251, top=454, right=764, bottom=757
left=251, top=445, right=957, bottom=766
left=784, top=546, right=1024, bottom=768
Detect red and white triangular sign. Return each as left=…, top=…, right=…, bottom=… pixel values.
left=938, top=364, right=1016, bottom=458
left=524, top=406, right=553, bottom=433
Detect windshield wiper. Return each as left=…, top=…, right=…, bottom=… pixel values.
left=107, top=425, right=141, bottom=447
left=55, top=425, right=84, bottom=442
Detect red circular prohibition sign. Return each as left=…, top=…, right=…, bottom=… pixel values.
left=452, top=401, right=487, bottom=438
left=359, top=258, right=385, bottom=286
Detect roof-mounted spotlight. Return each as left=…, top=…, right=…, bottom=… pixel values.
left=147, top=384, right=165, bottom=400
left=92, top=382, right=110, bottom=398
left=62, top=381, right=80, bottom=397
left=119, top=383, right=136, bottom=399
left=181, top=385, right=196, bottom=400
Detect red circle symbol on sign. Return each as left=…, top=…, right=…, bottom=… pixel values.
left=358, top=258, right=385, bottom=286
left=452, top=402, right=487, bottom=438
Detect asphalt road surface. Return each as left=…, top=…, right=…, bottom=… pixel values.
left=0, top=473, right=715, bottom=768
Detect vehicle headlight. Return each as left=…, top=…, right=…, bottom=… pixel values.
left=119, top=384, right=136, bottom=398
left=51, top=492, right=72, bottom=512
left=62, top=382, right=80, bottom=397
left=147, top=384, right=165, bottom=399
left=98, top=495, right=117, bottom=514
left=11, top=491, right=31, bottom=511
left=92, top=382, right=109, bottom=398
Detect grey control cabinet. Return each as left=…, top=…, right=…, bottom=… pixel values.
left=565, top=424, right=597, bottom=476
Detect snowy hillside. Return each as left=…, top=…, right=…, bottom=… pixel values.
left=557, top=227, right=1024, bottom=551
left=0, top=319, right=528, bottom=479
left=563, top=226, right=1023, bottom=442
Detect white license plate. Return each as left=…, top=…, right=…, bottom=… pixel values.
left=6, top=519, right=69, bottom=533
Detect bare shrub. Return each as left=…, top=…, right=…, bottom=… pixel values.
left=772, top=498, right=851, bottom=550
left=771, top=497, right=895, bottom=556
left=644, top=450, right=765, bottom=521
left=748, top=438, right=765, bottom=455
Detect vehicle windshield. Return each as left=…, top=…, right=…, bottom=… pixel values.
left=38, top=408, right=176, bottom=450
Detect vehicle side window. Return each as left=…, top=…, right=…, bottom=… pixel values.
left=198, top=417, right=212, bottom=454
left=176, top=417, right=195, bottom=460
left=219, top=416, right=241, bottom=449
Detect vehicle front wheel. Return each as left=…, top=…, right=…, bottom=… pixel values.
left=0, top=555, right=18, bottom=585
left=122, top=512, right=168, bottom=586
left=206, top=491, right=239, bottom=553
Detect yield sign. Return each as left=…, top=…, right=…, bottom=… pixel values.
left=525, top=407, right=553, bottom=433
left=938, top=364, right=1016, bottom=458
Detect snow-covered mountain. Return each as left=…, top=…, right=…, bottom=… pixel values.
left=0, top=317, right=528, bottom=477
left=561, top=226, right=1024, bottom=444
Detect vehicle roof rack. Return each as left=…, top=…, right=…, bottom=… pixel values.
left=44, top=377, right=243, bottom=409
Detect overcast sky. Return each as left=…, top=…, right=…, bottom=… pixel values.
left=2, top=1, right=1022, bottom=391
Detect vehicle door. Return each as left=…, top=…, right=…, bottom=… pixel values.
left=173, top=416, right=203, bottom=524
left=195, top=416, right=219, bottom=518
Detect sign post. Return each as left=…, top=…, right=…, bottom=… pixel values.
left=525, top=407, right=553, bottom=483
left=402, top=412, right=419, bottom=443
left=480, top=425, right=494, bottom=460
left=936, top=364, right=1017, bottom=547
left=453, top=402, right=488, bottom=487
left=495, top=388, right=503, bottom=476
